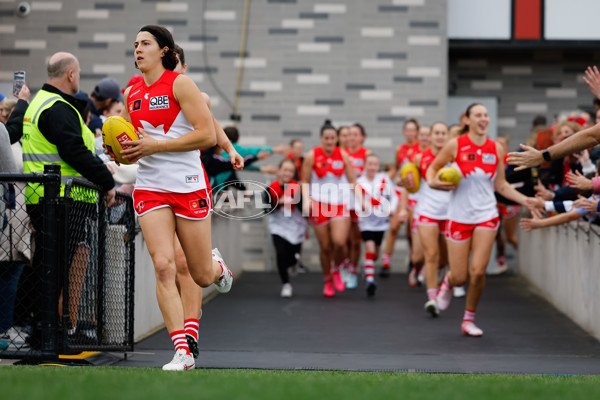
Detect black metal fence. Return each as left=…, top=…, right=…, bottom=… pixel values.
left=0, top=164, right=135, bottom=360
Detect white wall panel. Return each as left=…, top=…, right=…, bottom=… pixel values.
left=448, top=0, right=511, bottom=39
left=545, top=0, right=600, bottom=40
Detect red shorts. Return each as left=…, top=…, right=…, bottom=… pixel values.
left=497, top=204, right=521, bottom=218
left=416, top=214, right=447, bottom=235
left=133, top=188, right=213, bottom=220
left=309, top=200, right=348, bottom=226
left=445, top=217, right=500, bottom=242
left=350, top=209, right=359, bottom=223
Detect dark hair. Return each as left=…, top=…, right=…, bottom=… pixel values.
left=461, top=103, right=484, bottom=134
left=320, top=119, right=336, bottom=136
left=173, top=44, right=185, bottom=67
left=594, top=98, right=600, bottom=108
left=279, top=158, right=296, bottom=170
left=223, top=126, right=239, bottom=143
left=352, top=123, right=366, bottom=137
left=404, top=118, right=420, bottom=132
left=81, top=103, right=91, bottom=125
left=136, top=25, right=177, bottom=71
left=289, top=139, right=302, bottom=146
left=532, top=114, right=547, bottom=128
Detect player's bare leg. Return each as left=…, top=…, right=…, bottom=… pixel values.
left=174, top=234, right=202, bottom=358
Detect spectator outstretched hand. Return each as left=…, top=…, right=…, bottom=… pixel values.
left=566, top=170, right=593, bottom=191
left=507, top=144, right=543, bottom=171
left=534, top=179, right=555, bottom=200
left=573, top=194, right=600, bottom=214
left=583, top=66, right=600, bottom=99
left=519, top=217, right=540, bottom=232
left=524, top=196, right=546, bottom=219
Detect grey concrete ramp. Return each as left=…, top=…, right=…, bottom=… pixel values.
left=115, top=271, right=600, bottom=374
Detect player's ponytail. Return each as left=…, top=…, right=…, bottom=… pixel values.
left=162, top=48, right=178, bottom=71
left=320, top=119, right=336, bottom=136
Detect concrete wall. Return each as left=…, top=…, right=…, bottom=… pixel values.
left=518, top=221, right=600, bottom=341
left=0, top=0, right=448, bottom=163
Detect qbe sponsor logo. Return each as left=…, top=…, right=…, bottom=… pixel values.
left=332, top=160, right=344, bottom=169
left=482, top=153, right=496, bottom=164
left=149, top=95, right=169, bottom=110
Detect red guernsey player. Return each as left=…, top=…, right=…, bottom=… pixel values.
left=341, top=123, right=372, bottom=289
left=119, top=25, right=234, bottom=371
left=301, top=120, right=357, bottom=297
left=427, top=104, right=539, bottom=337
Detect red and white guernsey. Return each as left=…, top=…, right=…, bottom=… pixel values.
left=448, top=135, right=499, bottom=224
left=310, top=146, right=347, bottom=205
left=127, top=70, right=208, bottom=193
left=356, top=173, right=398, bottom=232
left=396, top=142, right=420, bottom=168
left=344, top=147, right=368, bottom=177
left=415, top=148, right=450, bottom=220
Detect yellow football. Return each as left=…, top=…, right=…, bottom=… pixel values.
left=437, top=166, right=461, bottom=185
left=400, top=162, right=420, bottom=193
left=102, top=116, right=139, bottom=165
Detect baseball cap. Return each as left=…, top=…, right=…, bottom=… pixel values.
left=92, top=78, right=123, bottom=102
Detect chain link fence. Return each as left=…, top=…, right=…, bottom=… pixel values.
left=0, top=165, right=135, bottom=360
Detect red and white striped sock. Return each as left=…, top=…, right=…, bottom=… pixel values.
left=184, top=319, right=199, bottom=342
left=364, top=252, right=376, bottom=282
left=382, top=253, right=391, bottom=268
left=427, top=288, right=438, bottom=301
left=463, top=308, right=476, bottom=323
left=332, top=263, right=341, bottom=273
left=324, top=274, right=333, bottom=283
left=169, top=329, right=190, bottom=354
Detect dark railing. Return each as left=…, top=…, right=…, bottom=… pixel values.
left=0, top=164, right=135, bottom=360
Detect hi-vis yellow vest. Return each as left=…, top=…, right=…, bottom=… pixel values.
left=22, top=90, right=97, bottom=205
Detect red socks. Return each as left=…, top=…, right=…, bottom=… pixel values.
left=169, top=330, right=190, bottom=355
left=364, top=252, right=376, bottom=282
left=184, top=319, right=199, bottom=342
left=382, top=253, right=391, bottom=268
left=463, top=308, right=476, bottom=323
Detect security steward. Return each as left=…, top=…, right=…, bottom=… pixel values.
left=19, top=52, right=115, bottom=347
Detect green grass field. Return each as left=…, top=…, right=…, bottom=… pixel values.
left=1, top=366, right=598, bottom=400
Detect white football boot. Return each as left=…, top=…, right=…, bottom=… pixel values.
left=212, top=248, right=233, bottom=294
left=162, top=349, right=195, bottom=371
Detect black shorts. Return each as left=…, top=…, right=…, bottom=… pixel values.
left=361, top=231, right=385, bottom=246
